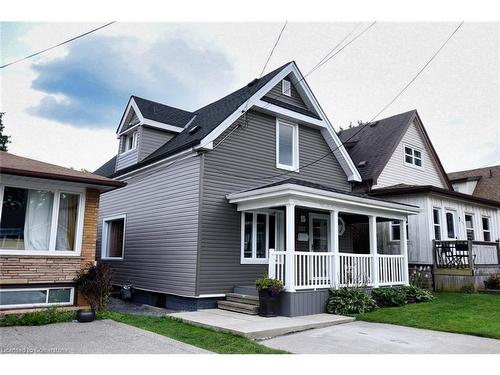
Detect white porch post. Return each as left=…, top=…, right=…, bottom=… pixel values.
left=330, top=210, right=340, bottom=288
left=400, top=217, right=410, bottom=285
left=369, top=215, right=379, bottom=287
left=285, top=203, right=296, bottom=292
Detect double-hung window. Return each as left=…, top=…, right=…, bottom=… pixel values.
left=241, top=212, right=277, bottom=264
left=276, top=119, right=299, bottom=171
left=482, top=216, right=491, bottom=242
left=404, top=145, right=422, bottom=168
left=445, top=210, right=457, bottom=239
left=0, top=184, right=84, bottom=255
left=102, top=215, right=126, bottom=260
left=464, top=214, right=475, bottom=240
left=433, top=208, right=442, bottom=240
left=390, top=220, right=409, bottom=241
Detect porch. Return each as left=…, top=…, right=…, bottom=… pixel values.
left=228, top=179, right=420, bottom=294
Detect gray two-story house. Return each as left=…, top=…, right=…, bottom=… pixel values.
left=94, top=61, right=420, bottom=316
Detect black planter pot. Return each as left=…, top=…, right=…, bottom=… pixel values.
left=258, top=289, right=279, bottom=317
left=76, top=309, right=96, bottom=323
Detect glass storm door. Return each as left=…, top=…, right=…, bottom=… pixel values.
left=309, top=213, right=330, bottom=252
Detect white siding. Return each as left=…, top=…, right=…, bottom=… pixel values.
left=452, top=180, right=478, bottom=195
left=374, top=120, right=448, bottom=189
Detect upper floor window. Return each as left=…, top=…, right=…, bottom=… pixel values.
left=102, top=215, right=126, bottom=260
left=0, top=185, right=83, bottom=255
left=404, top=145, right=422, bottom=168
left=482, top=216, right=491, bottom=242
left=281, top=79, right=291, bottom=97
left=464, top=214, right=475, bottom=240
left=122, top=131, right=138, bottom=153
left=276, top=119, right=299, bottom=171
left=433, top=208, right=442, bottom=240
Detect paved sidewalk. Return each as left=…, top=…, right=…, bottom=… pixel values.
left=0, top=319, right=210, bottom=354
left=262, top=321, right=500, bottom=354
left=169, top=309, right=354, bottom=339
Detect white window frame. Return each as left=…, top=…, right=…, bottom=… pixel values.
left=122, top=131, right=138, bottom=154
left=445, top=209, right=458, bottom=239
left=482, top=216, right=492, bottom=242
left=281, top=79, right=291, bottom=97
left=101, top=214, right=127, bottom=260
left=464, top=213, right=475, bottom=241
left=389, top=220, right=409, bottom=242
left=403, top=143, right=423, bottom=169
left=432, top=207, right=442, bottom=240
left=0, top=287, right=74, bottom=310
left=240, top=211, right=282, bottom=265
left=276, top=118, right=299, bottom=171
left=0, top=181, right=85, bottom=256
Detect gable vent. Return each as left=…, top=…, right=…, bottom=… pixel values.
left=247, top=78, right=259, bottom=87
left=357, top=160, right=368, bottom=168
left=188, top=125, right=201, bottom=135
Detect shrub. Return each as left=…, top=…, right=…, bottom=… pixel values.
left=326, top=287, right=376, bottom=315
left=255, top=276, right=284, bottom=297
left=484, top=273, right=500, bottom=290
left=0, top=307, right=75, bottom=327
left=409, top=266, right=432, bottom=289
left=74, top=262, right=113, bottom=311
left=371, top=287, right=407, bottom=307
left=402, top=285, right=435, bottom=303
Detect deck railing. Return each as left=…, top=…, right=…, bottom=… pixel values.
left=433, top=240, right=500, bottom=269
left=269, top=249, right=407, bottom=291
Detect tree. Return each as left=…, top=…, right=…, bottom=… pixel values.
left=0, top=112, right=11, bottom=151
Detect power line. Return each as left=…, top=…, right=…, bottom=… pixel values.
left=211, top=22, right=464, bottom=182
left=0, top=22, right=116, bottom=69
left=258, top=21, right=288, bottom=78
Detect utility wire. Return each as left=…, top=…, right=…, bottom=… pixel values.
left=211, top=21, right=464, bottom=182
left=0, top=22, right=116, bottom=69
left=258, top=21, right=288, bottom=78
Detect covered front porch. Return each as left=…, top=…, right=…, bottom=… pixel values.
left=228, top=180, right=420, bottom=294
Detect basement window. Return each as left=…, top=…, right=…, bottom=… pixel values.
left=0, top=287, right=74, bottom=309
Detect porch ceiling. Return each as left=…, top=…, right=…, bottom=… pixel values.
left=227, top=179, right=420, bottom=219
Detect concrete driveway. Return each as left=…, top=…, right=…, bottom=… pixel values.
left=0, top=319, right=210, bottom=354
left=262, top=321, right=500, bottom=354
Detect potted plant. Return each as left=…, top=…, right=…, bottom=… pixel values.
left=255, top=276, right=284, bottom=317
left=73, top=262, right=113, bottom=323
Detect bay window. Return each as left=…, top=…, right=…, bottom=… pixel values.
left=464, top=214, right=475, bottom=240
left=0, top=184, right=83, bottom=255
left=241, top=211, right=280, bottom=264
left=445, top=210, right=457, bottom=239
left=433, top=208, right=442, bottom=240
left=482, top=216, right=491, bottom=242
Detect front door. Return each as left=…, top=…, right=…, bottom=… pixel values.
left=309, top=213, right=330, bottom=252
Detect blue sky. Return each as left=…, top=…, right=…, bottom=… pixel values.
left=1, top=22, right=499, bottom=171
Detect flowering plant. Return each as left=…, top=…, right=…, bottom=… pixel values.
left=255, top=276, right=284, bottom=297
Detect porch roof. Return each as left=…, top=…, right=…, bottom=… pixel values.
left=227, top=178, right=420, bottom=218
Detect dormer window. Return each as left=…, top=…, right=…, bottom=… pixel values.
left=281, top=79, right=291, bottom=97
left=123, top=131, right=138, bottom=153
left=404, top=144, right=422, bottom=168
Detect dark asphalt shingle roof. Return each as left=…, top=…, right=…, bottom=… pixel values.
left=448, top=165, right=500, bottom=203
left=93, top=155, right=117, bottom=177
left=338, top=110, right=417, bottom=183
left=132, top=96, right=193, bottom=128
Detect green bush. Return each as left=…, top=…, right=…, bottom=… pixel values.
left=484, top=273, right=500, bottom=290
left=402, top=285, right=435, bottom=303
left=326, top=287, right=376, bottom=315
left=371, top=287, right=407, bottom=307
left=255, top=276, right=284, bottom=297
left=0, top=307, right=75, bottom=327
left=74, top=262, right=113, bottom=311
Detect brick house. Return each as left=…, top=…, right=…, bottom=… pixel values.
left=0, top=151, right=125, bottom=314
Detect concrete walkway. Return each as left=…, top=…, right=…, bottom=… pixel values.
left=262, top=321, right=500, bottom=354
left=169, top=309, right=354, bottom=339
left=0, top=319, right=210, bottom=354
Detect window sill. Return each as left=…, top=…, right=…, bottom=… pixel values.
left=120, top=148, right=137, bottom=156
left=404, top=162, right=424, bottom=171
left=241, top=258, right=268, bottom=265
left=101, top=257, right=124, bottom=261
left=276, top=163, right=298, bottom=172
left=0, top=251, right=82, bottom=258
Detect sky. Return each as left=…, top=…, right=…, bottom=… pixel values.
left=0, top=22, right=499, bottom=173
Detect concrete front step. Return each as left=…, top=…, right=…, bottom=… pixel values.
left=226, top=293, right=260, bottom=306
left=217, top=300, right=259, bottom=315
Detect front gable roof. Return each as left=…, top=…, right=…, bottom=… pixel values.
left=338, top=110, right=452, bottom=190
left=102, top=61, right=362, bottom=182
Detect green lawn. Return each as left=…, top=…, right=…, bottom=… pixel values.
left=355, top=292, right=500, bottom=339
left=100, top=311, right=287, bottom=354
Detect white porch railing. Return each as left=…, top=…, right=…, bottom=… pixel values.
left=378, top=255, right=405, bottom=286
left=269, top=249, right=407, bottom=291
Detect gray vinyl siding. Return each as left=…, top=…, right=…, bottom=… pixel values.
left=97, top=154, right=201, bottom=297
left=138, top=126, right=175, bottom=161
left=197, top=110, right=350, bottom=295
left=264, top=75, right=308, bottom=109
left=115, top=148, right=138, bottom=171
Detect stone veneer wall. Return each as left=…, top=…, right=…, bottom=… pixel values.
left=0, top=188, right=100, bottom=306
